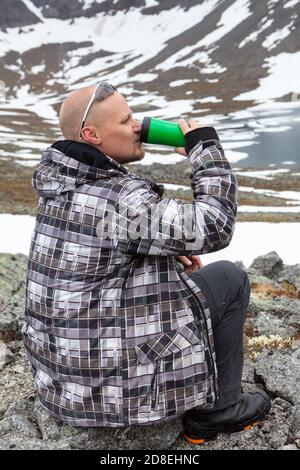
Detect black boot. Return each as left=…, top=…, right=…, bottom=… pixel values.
left=182, top=390, right=271, bottom=444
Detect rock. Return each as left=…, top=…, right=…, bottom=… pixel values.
left=248, top=251, right=283, bottom=279
left=59, top=418, right=182, bottom=450
left=0, top=414, right=41, bottom=439
left=3, top=395, right=182, bottom=450
left=0, top=341, right=14, bottom=370
left=260, top=422, right=270, bottom=434
left=0, top=349, right=36, bottom=416
left=12, top=364, right=24, bottom=374
left=247, top=310, right=297, bottom=338
left=247, top=296, right=300, bottom=336
left=247, top=273, right=282, bottom=291
left=33, top=399, right=64, bottom=441
left=254, top=349, right=300, bottom=406
left=33, top=396, right=182, bottom=450
left=280, top=444, right=298, bottom=450
left=0, top=319, right=21, bottom=343
left=0, top=253, right=27, bottom=342
left=234, top=260, right=247, bottom=271
left=268, top=425, right=289, bottom=449
left=0, top=254, right=27, bottom=306
left=242, top=360, right=256, bottom=386
left=290, top=404, right=300, bottom=435
left=0, top=439, right=34, bottom=450
left=275, top=264, right=300, bottom=294
left=3, top=393, right=183, bottom=450
left=7, top=340, right=24, bottom=354
left=0, top=404, right=7, bottom=418
left=0, top=437, right=59, bottom=450
left=4, top=396, right=36, bottom=421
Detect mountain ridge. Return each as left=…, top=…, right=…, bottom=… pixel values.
left=0, top=0, right=299, bottom=165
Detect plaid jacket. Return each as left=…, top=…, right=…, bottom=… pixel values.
left=22, top=128, right=237, bottom=427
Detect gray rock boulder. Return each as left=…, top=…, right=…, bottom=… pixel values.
left=249, top=251, right=283, bottom=279
left=0, top=341, right=14, bottom=370
left=275, top=264, right=300, bottom=294
left=246, top=296, right=300, bottom=337
left=234, top=260, right=247, bottom=271
left=0, top=253, right=27, bottom=342
left=254, top=348, right=300, bottom=406
left=0, top=437, right=56, bottom=450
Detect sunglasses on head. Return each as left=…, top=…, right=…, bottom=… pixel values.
left=79, top=82, right=118, bottom=141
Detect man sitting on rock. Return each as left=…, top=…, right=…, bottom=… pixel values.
left=22, top=82, right=271, bottom=444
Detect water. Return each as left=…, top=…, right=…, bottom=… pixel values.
left=221, top=103, right=300, bottom=169
left=0, top=100, right=300, bottom=169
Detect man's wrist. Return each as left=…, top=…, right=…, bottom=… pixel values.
left=185, top=126, right=219, bottom=154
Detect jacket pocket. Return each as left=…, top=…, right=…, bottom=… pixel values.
left=134, top=321, right=204, bottom=410
left=135, top=321, right=202, bottom=365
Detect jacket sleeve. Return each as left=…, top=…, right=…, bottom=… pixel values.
left=107, top=126, right=238, bottom=256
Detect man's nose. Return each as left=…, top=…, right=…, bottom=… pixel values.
left=133, top=119, right=142, bottom=133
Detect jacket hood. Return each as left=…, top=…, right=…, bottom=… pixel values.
left=32, top=140, right=129, bottom=198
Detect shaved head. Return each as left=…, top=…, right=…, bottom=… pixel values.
left=59, top=85, right=106, bottom=141
left=57, top=83, right=145, bottom=164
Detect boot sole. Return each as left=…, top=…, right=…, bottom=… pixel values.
left=182, top=398, right=271, bottom=445
left=182, top=420, right=259, bottom=445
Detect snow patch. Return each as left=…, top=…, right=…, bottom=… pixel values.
left=238, top=205, right=300, bottom=213
left=31, top=64, right=45, bottom=74
left=144, top=0, right=159, bottom=7
left=0, top=214, right=35, bottom=255
left=238, top=18, right=273, bottom=48
left=157, top=0, right=250, bottom=72
left=234, top=52, right=300, bottom=101
left=236, top=168, right=290, bottom=179
left=239, top=186, right=300, bottom=202
left=198, top=96, right=222, bottom=103
left=9, top=84, right=58, bottom=122
left=198, top=0, right=252, bottom=47
left=2, top=214, right=299, bottom=268
left=21, top=0, right=44, bottom=22
left=262, top=20, right=295, bottom=51
left=222, top=149, right=249, bottom=163
left=169, top=80, right=196, bottom=87
left=283, top=0, right=298, bottom=8
left=159, top=183, right=190, bottom=191
left=201, top=222, right=300, bottom=267
left=79, top=0, right=106, bottom=10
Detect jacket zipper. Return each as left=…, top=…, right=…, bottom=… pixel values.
left=150, top=362, right=160, bottom=409
left=176, top=267, right=218, bottom=400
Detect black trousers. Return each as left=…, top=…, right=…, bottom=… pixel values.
left=189, top=260, right=251, bottom=412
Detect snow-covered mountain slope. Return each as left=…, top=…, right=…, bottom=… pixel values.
left=0, top=0, right=299, bottom=165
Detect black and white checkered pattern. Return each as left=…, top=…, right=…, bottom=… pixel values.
left=22, top=131, right=237, bottom=427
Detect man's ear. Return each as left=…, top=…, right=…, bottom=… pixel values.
left=81, top=126, right=102, bottom=145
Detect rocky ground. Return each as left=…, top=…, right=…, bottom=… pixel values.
left=0, top=251, right=299, bottom=450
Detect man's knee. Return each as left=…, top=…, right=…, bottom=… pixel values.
left=221, top=260, right=250, bottom=295
left=191, top=259, right=250, bottom=304
left=213, top=260, right=250, bottom=299
left=216, top=260, right=246, bottom=279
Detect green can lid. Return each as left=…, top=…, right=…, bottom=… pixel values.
left=141, top=117, right=151, bottom=143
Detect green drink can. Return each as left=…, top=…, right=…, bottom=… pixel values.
left=141, top=117, right=186, bottom=147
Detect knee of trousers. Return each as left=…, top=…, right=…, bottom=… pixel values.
left=214, top=260, right=250, bottom=299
